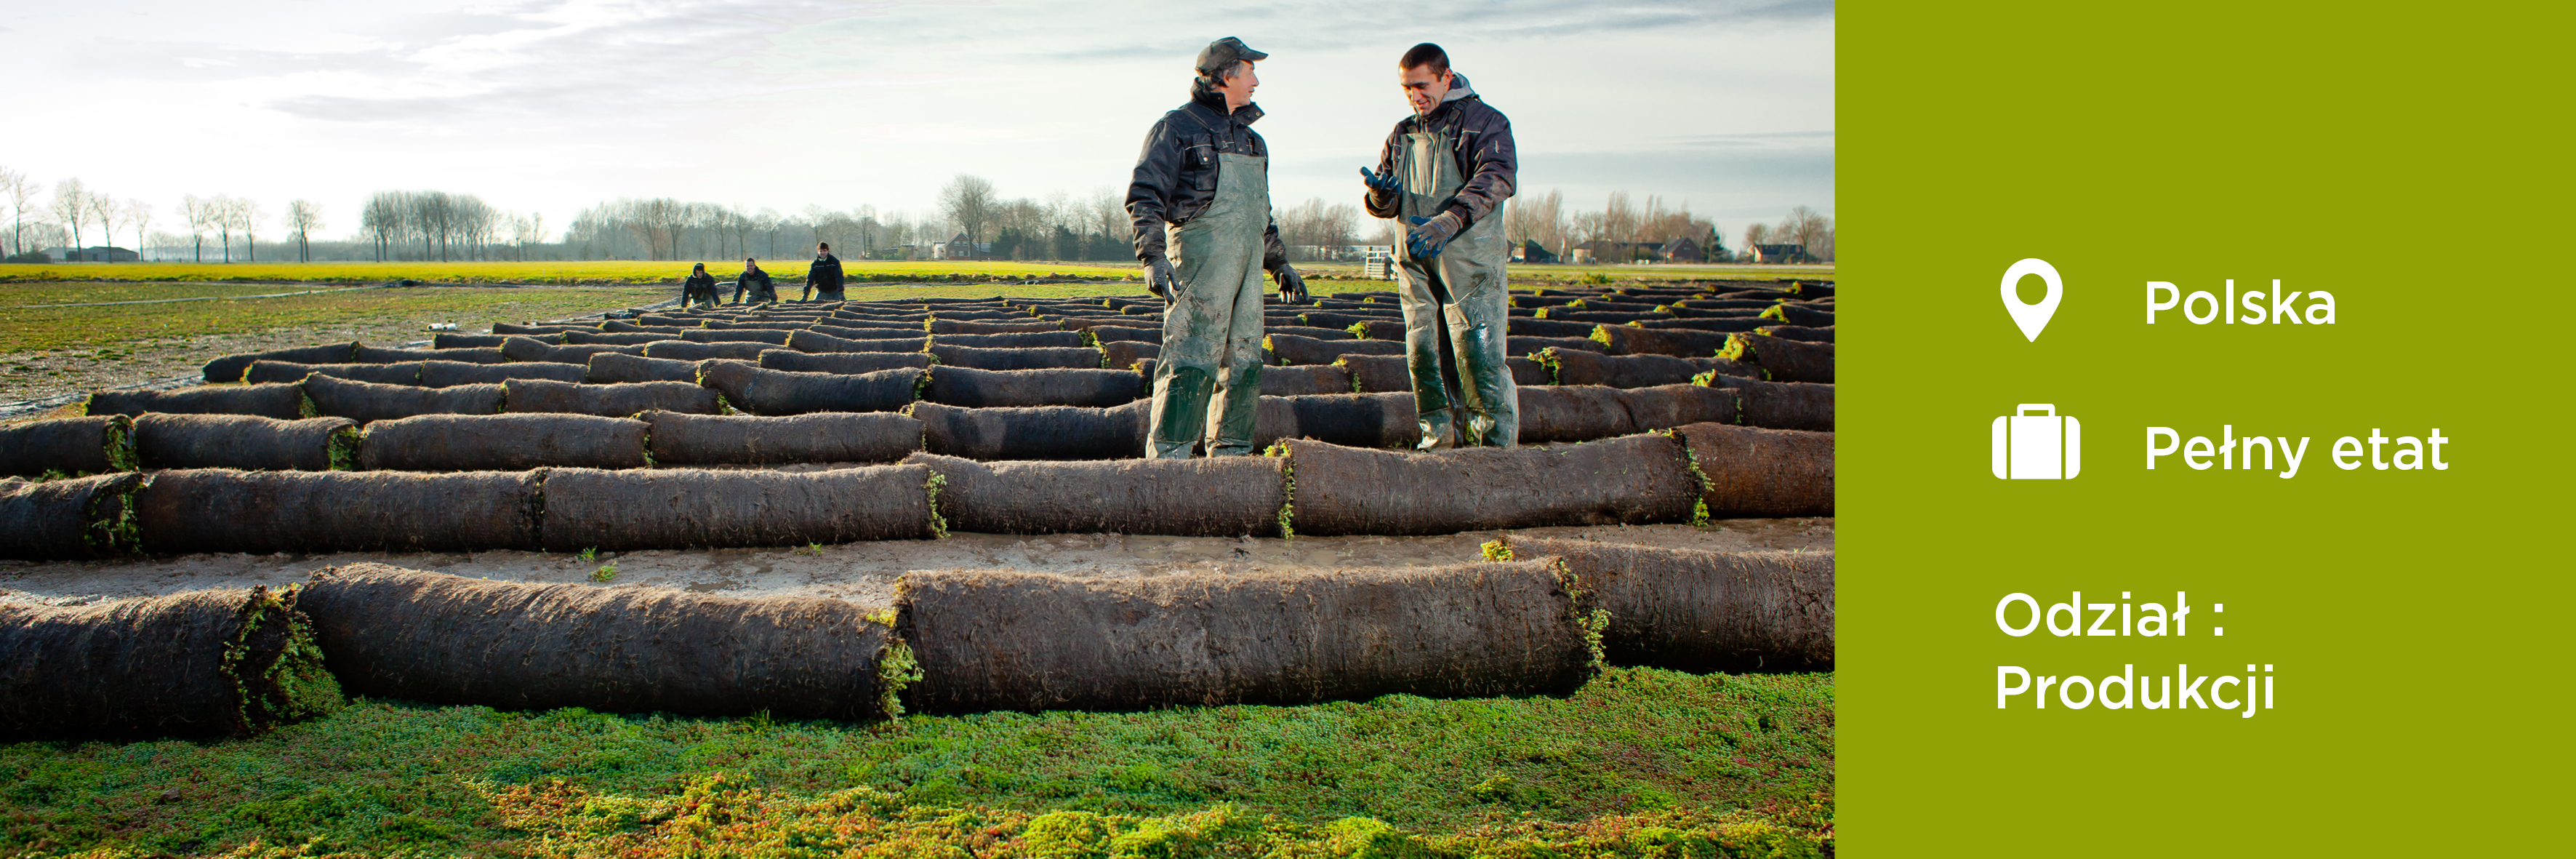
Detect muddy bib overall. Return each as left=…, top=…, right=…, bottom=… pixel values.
left=1147, top=151, right=1270, bottom=458
left=1394, top=127, right=1516, bottom=447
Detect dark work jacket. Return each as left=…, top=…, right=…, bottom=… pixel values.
left=1126, top=89, right=1289, bottom=269
left=1364, top=74, right=1517, bottom=231
left=806, top=254, right=845, bottom=292
left=681, top=271, right=715, bottom=301
left=736, top=268, right=776, bottom=302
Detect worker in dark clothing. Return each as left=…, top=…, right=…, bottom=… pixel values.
left=733, top=257, right=777, bottom=304
left=804, top=242, right=846, bottom=302
left=1361, top=43, right=1518, bottom=450
left=737, top=257, right=778, bottom=304
left=1126, top=36, right=1308, bottom=460
left=681, top=263, right=718, bottom=308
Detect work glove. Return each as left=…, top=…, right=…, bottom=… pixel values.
left=1360, top=167, right=1403, bottom=192
left=1406, top=212, right=1462, bottom=260
left=1272, top=263, right=1308, bottom=304
left=1143, top=256, right=1178, bottom=302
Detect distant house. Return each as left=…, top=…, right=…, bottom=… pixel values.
left=1658, top=237, right=1703, bottom=263
left=1751, top=244, right=1810, bottom=263
left=931, top=233, right=995, bottom=260
left=45, top=246, right=139, bottom=263
left=1568, top=240, right=1667, bottom=264
left=1513, top=240, right=1559, bottom=264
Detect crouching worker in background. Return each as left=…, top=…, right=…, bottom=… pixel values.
left=681, top=263, right=719, bottom=308
left=733, top=257, right=777, bottom=305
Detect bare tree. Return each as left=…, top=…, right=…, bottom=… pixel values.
left=940, top=174, right=996, bottom=244
left=755, top=208, right=782, bottom=257
left=87, top=191, right=120, bottom=260
left=1505, top=188, right=1564, bottom=256
left=286, top=199, right=323, bottom=263
left=1601, top=191, right=1639, bottom=246
left=126, top=198, right=153, bottom=263
left=1741, top=223, right=1770, bottom=256
left=183, top=195, right=217, bottom=263
left=0, top=167, right=38, bottom=257
left=51, top=179, right=87, bottom=258
left=1775, top=206, right=1830, bottom=257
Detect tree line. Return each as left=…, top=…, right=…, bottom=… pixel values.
left=0, top=162, right=1831, bottom=265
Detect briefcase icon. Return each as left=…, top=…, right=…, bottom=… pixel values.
left=1991, top=404, right=2081, bottom=479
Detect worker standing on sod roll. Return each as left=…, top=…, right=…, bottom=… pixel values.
left=804, top=242, right=846, bottom=303
left=681, top=263, right=718, bottom=308
left=734, top=257, right=777, bottom=305
left=1363, top=43, right=1518, bottom=448
left=1126, top=36, right=1309, bottom=459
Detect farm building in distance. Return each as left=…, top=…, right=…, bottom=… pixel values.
left=41, top=246, right=141, bottom=263
left=1751, top=243, right=1810, bottom=263
left=1564, top=239, right=1704, bottom=264
left=931, top=233, right=994, bottom=260
left=1514, top=240, right=1560, bottom=263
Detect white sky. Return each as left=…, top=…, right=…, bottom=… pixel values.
left=1, top=0, right=1834, bottom=242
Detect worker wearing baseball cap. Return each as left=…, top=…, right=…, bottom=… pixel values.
left=1125, top=36, right=1309, bottom=459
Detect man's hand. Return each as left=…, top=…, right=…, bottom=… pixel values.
left=1144, top=257, right=1178, bottom=301
left=1272, top=263, right=1308, bottom=304
left=1360, top=167, right=1403, bottom=192
left=1406, top=213, right=1462, bottom=260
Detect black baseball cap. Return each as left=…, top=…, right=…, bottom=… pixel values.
left=1195, top=37, right=1268, bottom=76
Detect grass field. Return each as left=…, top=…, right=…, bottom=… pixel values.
left=0, top=285, right=673, bottom=356
left=0, top=668, right=1832, bottom=857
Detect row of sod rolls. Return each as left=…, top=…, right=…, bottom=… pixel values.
left=0, top=423, right=1830, bottom=559
left=1, top=541, right=1831, bottom=740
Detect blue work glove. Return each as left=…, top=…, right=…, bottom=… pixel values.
left=1405, top=213, right=1462, bottom=260
left=1360, top=167, right=1403, bottom=192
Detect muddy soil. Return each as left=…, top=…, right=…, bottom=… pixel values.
left=0, top=519, right=1832, bottom=608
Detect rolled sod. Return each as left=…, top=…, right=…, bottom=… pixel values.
left=1280, top=433, right=1698, bottom=535
left=925, top=331, right=1086, bottom=349
left=1099, top=340, right=1160, bottom=370
left=1533, top=348, right=1760, bottom=388
left=358, top=414, right=648, bottom=471
left=1267, top=324, right=1355, bottom=341
left=1673, top=422, right=1834, bottom=518
left=297, top=564, right=902, bottom=720
left=928, top=345, right=1104, bottom=371
left=922, top=366, right=1145, bottom=409
left=905, top=452, right=1283, bottom=537
left=1506, top=335, right=1608, bottom=356
left=0, top=415, right=134, bottom=477
left=420, top=359, right=587, bottom=387
left=1514, top=384, right=1741, bottom=443
left=1760, top=303, right=1836, bottom=327
left=896, top=560, right=1591, bottom=714
left=682, top=328, right=794, bottom=345
left=501, top=378, right=720, bottom=417
left=586, top=351, right=700, bottom=384
left=1259, top=364, right=1356, bottom=396
left=1720, top=333, right=1836, bottom=384
left=1265, top=333, right=1405, bottom=365
left=642, top=339, right=773, bottom=361
left=136, top=468, right=541, bottom=554
left=1674, top=297, right=1781, bottom=310
left=1756, top=324, right=1834, bottom=343
left=699, top=361, right=921, bottom=416
left=1294, top=311, right=1400, bottom=330
left=0, top=586, right=341, bottom=740
left=1660, top=305, right=1766, bottom=319
left=644, top=410, right=923, bottom=465
left=928, top=319, right=1059, bottom=335
left=0, top=472, right=141, bottom=559
left=812, top=320, right=930, bottom=335
left=793, top=329, right=931, bottom=353
left=87, top=383, right=307, bottom=421
left=1334, top=355, right=1411, bottom=393
left=1347, top=319, right=1405, bottom=340
left=599, top=321, right=689, bottom=335
left=1256, top=392, right=1421, bottom=450
left=1696, top=375, right=1834, bottom=431
left=562, top=330, right=678, bottom=346
left=502, top=337, right=644, bottom=364
left=699, top=321, right=803, bottom=330
left=908, top=400, right=1148, bottom=460
left=354, top=345, right=506, bottom=364
left=1632, top=316, right=1772, bottom=333
left=494, top=322, right=594, bottom=335
left=760, top=349, right=934, bottom=375
left=303, top=375, right=502, bottom=423
left=432, top=333, right=539, bottom=348
left=1502, top=537, right=1834, bottom=673
left=1591, top=325, right=1731, bottom=358
left=135, top=414, right=354, bottom=472
left=1506, top=318, right=1605, bottom=338
left=538, top=465, right=934, bottom=551
left=1057, top=317, right=1152, bottom=333
left=243, top=360, right=425, bottom=385
left=201, top=342, right=358, bottom=383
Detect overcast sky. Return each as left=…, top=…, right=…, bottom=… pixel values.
left=1, top=0, right=1832, bottom=243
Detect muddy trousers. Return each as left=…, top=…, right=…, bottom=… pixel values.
left=1397, top=265, right=1517, bottom=447
left=1146, top=151, right=1272, bottom=458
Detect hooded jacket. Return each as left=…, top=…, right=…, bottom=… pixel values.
left=1364, top=73, right=1517, bottom=231
left=806, top=253, right=845, bottom=292
left=1126, top=87, right=1290, bottom=270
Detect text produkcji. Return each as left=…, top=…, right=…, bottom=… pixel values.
left=1991, top=591, right=2276, bottom=718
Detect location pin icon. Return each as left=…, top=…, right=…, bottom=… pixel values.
left=2000, top=258, right=2062, bottom=342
